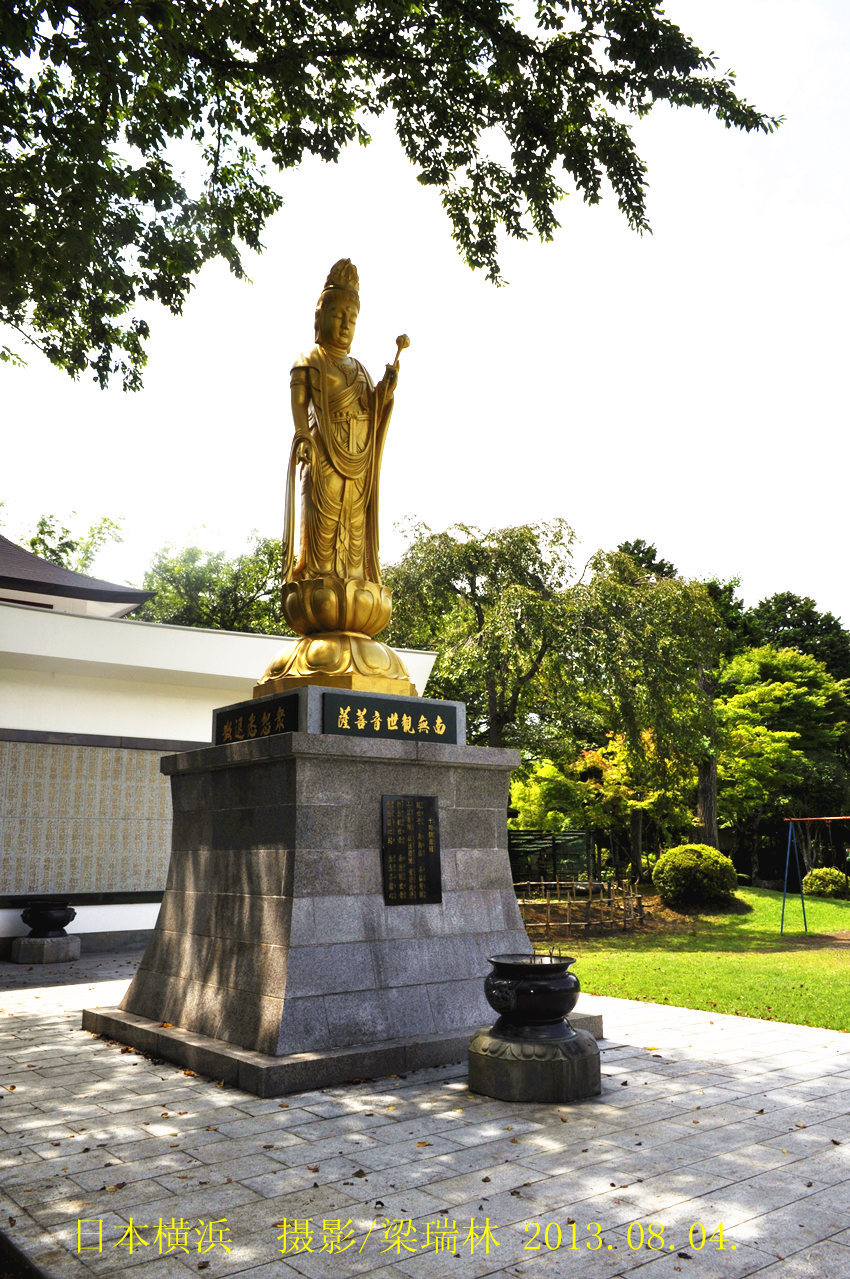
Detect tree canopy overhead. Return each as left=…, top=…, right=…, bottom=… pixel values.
left=1, top=0, right=779, bottom=387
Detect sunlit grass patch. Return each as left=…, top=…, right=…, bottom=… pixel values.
left=544, top=888, right=850, bottom=1032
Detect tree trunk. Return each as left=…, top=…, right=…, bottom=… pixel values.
left=798, top=822, right=814, bottom=873
left=749, top=805, right=764, bottom=883
left=486, top=674, right=503, bottom=747
left=697, top=756, right=719, bottom=848
left=629, top=809, right=643, bottom=882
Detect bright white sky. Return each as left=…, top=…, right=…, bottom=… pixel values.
left=2, top=0, right=848, bottom=621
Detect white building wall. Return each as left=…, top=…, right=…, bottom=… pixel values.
left=0, top=601, right=436, bottom=943
left=0, top=602, right=435, bottom=739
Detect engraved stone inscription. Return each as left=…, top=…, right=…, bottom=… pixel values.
left=381, top=795, right=442, bottom=906
left=213, top=692, right=299, bottom=746
left=324, top=691, right=458, bottom=743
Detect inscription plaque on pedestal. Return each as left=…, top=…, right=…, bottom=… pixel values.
left=381, top=795, right=442, bottom=906
left=325, top=692, right=457, bottom=743
left=214, top=692, right=299, bottom=745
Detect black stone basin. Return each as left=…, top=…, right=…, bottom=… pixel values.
left=484, top=952, right=580, bottom=1032
left=20, top=898, right=76, bottom=938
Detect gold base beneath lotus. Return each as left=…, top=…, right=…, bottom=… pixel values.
left=254, top=631, right=418, bottom=699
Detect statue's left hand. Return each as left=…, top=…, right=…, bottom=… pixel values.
left=382, top=363, right=399, bottom=396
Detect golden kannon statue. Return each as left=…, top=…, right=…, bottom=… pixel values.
left=255, top=260, right=417, bottom=696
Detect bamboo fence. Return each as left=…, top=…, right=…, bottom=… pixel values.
left=513, top=879, right=644, bottom=935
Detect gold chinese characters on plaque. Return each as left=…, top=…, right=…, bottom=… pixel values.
left=381, top=795, right=442, bottom=906
left=255, top=260, right=417, bottom=698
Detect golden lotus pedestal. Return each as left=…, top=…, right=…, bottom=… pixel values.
left=254, top=577, right=418, bottom=699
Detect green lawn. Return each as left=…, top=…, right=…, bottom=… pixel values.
left=543, top=888, right=850, bottom=1032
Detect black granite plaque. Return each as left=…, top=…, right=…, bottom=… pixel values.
left=323, top=691, right=458, bottom=744
left=381, top=795, right=442, bottom=906
left=213, top=692, right=299, bottom=746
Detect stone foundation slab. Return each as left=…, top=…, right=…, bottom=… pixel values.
left=83, top=1005, right=603, bottom=1096
left=11, top=935, right=81, bottom=963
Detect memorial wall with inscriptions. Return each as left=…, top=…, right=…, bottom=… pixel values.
left=0, top=740, right=172, bottom=895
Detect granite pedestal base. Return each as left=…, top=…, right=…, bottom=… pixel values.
left=468, top=1023, right=602, bottom=1103
left=84, top=729, right=538, bottom=1095
left=12, top=935, right=80, bottom=964
left=83, top=1006, right=603, bottom=1096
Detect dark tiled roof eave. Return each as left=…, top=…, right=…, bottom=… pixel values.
left=0, top=534, right=153, bottom=604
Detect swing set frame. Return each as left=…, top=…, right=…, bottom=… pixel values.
left=781, top=816, right=850, bottom=935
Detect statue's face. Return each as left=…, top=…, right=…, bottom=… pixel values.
left=320, top=293, right=358, bottom=350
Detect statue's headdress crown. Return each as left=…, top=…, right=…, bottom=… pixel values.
left=322, top=259, right=359, bottom=299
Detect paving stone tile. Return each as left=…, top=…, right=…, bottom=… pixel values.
left=207, top=1185, right=359, bottom=1238
left=608, top=1238, right=781, bottom=1279
left=282, top=1111, right=402, bottom=1141
left=153, top=1152, right=285, bottom=1194
left=105, top=1130, right=230, bottom=1165
left=188, top=1131, right=308, bottom=1165
left=257, top=1131, right=384, bottom=1168
left=199, top=1259, right=307, bottom=1279
left=75, top=1239, right=212, bottom=1278
left=740, top=1242, right=850, bottom=1278
left=391, top=1216, right=528, bottom=1279
left=0, top=1143, right=43, bottom=1169
left=276, top=1130, right=465, bottom=1169
left=505, top=1239, right=640, bottom=1279
left=289, top=1259, right=408, bottom=1279
left=110, top=1181, right=264, bottom=1231
left=511, top=1140, right=628, bottom=1178
left=21, top=1176, right=172, bottom=1227
left=241, top=1154, right=364, bottom=1198
left=414, top=1159, right=545, bottom=1207
left=728, top=1209, right=840, bottom=1259
left=70, top=1150, right=203, bottom=1191
left=676, top=1143, right=815, bottom=1182
left=323, top=1142, right=420, bottom=1174
left=5, top=951, right=850, bottom=1279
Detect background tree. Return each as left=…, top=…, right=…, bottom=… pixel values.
left=1, top=1, right=779, bottom=386
left=715, top=693, right=808, bottom=880
left=137, top=537, right=283, bottom=632
left=564, top=550, right=719, bottom=874
left=617, top=538, right=678, bottom=582
left=0, top=505, right=123, bottom=572
left=512, top=736, right=694, bottom=867
left=384, top=519, right=574, bottom=750
left=26, top=513, right=123, bottom=573
left=716, top=646, right=850, bottom=878
left=746, top=592, right=850, bottom=682
left=685, top=576, right=759, bottom=849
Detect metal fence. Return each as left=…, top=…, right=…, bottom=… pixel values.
left=507, top=829, right=593, bottom=883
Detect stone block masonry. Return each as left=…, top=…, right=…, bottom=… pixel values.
left=83, top=730, right=537, bottom=1093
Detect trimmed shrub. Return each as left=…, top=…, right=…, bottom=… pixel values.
left=652, top=843, right=738, bottom=908
left=802, top=867, right=850, bottom=899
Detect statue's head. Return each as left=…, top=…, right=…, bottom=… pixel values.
left=315, top=259, right=360, bottom=349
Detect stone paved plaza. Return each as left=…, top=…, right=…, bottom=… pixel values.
left=2, top=952, right=850, bottom=1279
